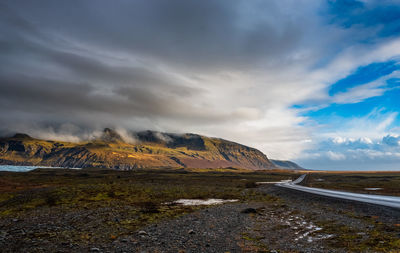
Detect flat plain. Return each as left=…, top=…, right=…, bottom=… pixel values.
left=304, top=171, right=400, bottom=196
left=1, top=168, right=400, bottom=252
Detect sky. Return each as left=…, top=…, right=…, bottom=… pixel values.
left=1, top=0, right=400, bottom=170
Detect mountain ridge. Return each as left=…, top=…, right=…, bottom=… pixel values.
left=0, top=129, right=289, bottom=170
left=270, top=159, right=306, bottom=170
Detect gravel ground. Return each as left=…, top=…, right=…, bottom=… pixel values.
left=95, top=185, right=400, bottom=252
left=109, top=202, right=263, bottom=253
left=1, top=185, right=400, bottom=252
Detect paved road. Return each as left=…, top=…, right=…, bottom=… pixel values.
left=276, top=174, right=400, bottom=209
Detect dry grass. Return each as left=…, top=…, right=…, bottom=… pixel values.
left=304, top=171, right=400, bottom=196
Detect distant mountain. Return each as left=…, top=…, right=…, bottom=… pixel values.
left=0, top=129, right=278, bottom=170
left=270, top=159, right=306, bottom=170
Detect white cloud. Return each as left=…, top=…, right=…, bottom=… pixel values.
left=297, top=132, right=400, bottom=170
left=382, top=134, right=400, bottom=146
left=360, top=137, right=373, bottom=144
left=332, top=70, right=400, bottom=105
left=318, top=108, right=398, bottom=140
left=326, top=151, right=346, bottom=161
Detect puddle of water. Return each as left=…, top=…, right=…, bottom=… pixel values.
left=364, top=188, right=383, bottom=191
left=0, top=165, right=81, bottom=172
left=256, top=179, right=292, bottom=185
left=167, top=198, right=238, bottom=206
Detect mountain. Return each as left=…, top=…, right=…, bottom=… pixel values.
left=270, top=159, right=306, bottom=170
left=0, top=129, right=278, bottom=170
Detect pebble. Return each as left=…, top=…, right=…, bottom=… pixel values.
left=138, top=231, right=148, bottom=236
left=188, top=229, right=195, bottom=234
left=90, top=247, right=100, bottom=252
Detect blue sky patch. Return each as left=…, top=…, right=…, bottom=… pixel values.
left=329, top=60, right=399, bottom=95
left=306, top=87, right=400, bottom=119
left=327, top=0, right=400, bottom=38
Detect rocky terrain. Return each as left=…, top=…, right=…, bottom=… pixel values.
left=0, top=129, right=275, bottom=170
left=1, top=177, right=399, bottom=252
left=0, top=169, right=297, bottom=252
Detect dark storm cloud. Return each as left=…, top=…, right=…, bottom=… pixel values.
left=3, top=0, right=304, bottom=70
left=0, top=73, right=223, bottom=122
left=0, top=0, right=312, bottom=137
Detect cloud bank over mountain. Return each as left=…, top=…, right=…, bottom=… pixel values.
left=1, top=0, right=400, bottom=170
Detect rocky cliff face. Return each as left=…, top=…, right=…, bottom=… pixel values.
left=0, top=129, right=275, bottom=170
